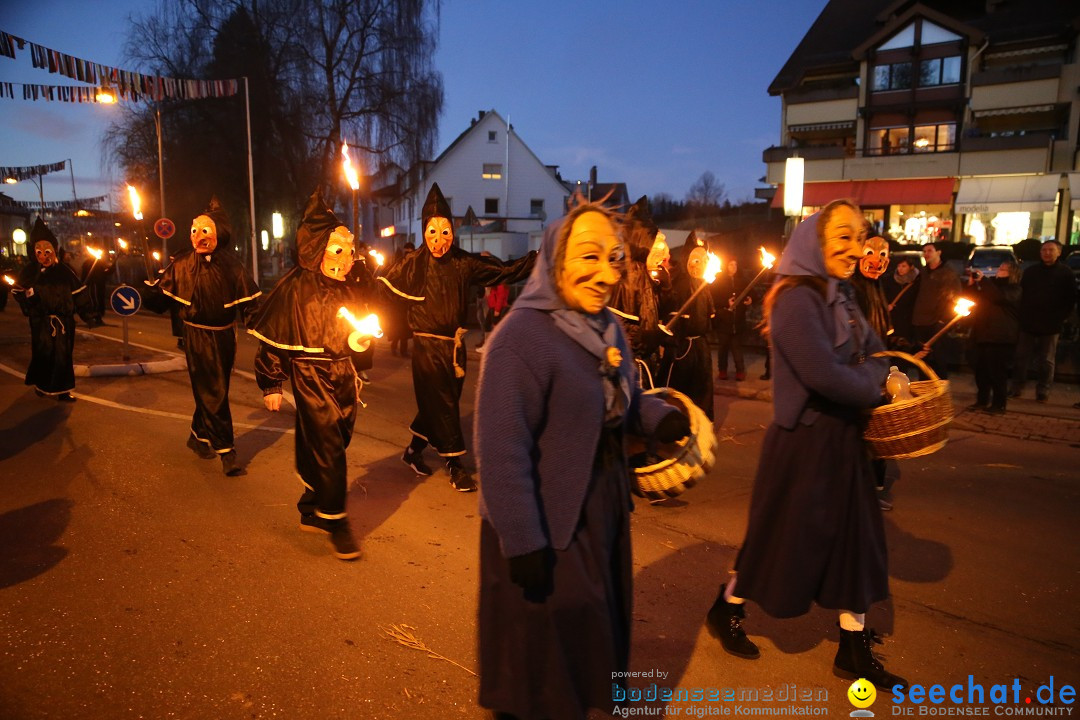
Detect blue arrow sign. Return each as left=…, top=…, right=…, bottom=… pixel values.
left=110, top=284, right=142, bottom=317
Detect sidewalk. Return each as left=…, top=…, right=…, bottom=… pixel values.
left=0, top=310, right=184, bottom=377
left=708, top=348, right=1080, bottom=447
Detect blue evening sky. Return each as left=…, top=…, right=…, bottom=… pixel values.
left=0, top=0, right=824, bottom=210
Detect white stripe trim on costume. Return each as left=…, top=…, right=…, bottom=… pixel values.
left=438, top=449, right=467, bottom=458
left=315, top=510, right=347, bottom=520
left=71, top=284, right=87, bottom=295
left=224, top=291, right=261, bottom=308
left=247, top=328, right=324, bottom=353
left=162, top=288, right=192, bottom=306
left=378, top=276, right=424, bottom=302
left=296, top=472, right=314, bottom=492
left=608, top=307, right=639, bottom=321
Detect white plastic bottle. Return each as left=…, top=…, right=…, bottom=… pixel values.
left=885, top=365, right=914, bottom=403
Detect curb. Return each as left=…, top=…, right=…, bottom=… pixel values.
left=74, top=356, right=188, bottom=377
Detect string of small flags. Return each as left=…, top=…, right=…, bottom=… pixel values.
left=0, top=29, right=239, bottom=102
left=0, top=161, right=68, bottom=181
left=0, top=81, right=122, bottom=103
left=15, top=195, right=109, bottom=210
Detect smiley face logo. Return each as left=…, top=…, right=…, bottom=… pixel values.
left=848, top=678, right=877, bottom=709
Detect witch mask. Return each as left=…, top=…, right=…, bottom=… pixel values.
left=859, top=236, right=890, bottom=280
left=34, top=240, right=57, bottom=267
left=821, top=204, right=865, bottom=280
left=558, top=211, right=623, bottom=315
left=321, top=226, right=356, bottom=281
left=424, top=216, right=453, bottom=258
left=191, top=215, right=219, bottom=254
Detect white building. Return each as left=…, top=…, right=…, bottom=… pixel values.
left=378, top=110, right=570, bottom=259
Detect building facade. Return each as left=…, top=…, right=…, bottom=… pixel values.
left=764, top=0, right=1080, bottom=246
left=375, top=110, right=569, bottom=259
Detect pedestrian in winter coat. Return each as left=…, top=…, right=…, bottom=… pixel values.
left=966, top=259, right=1021, bottom=414
left=1010, top=240, right=1076, bottom=402
left=911, top=242, right=960, bottom=379
left=704, top=199, right=906, bottom=693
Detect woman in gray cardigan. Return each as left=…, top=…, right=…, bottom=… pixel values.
left=475, top=200, right=688, bottom=720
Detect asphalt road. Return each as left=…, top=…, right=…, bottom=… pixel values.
left=0, top=312, right=1077, bottom=719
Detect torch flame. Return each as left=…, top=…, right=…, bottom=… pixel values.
left=703, top=252, right=722, bottom=284
left=338, top=307, right=383, bottom=338
left=759, top=246, right=776, bottom=269
left=118, top=239, right=128, bottom=250
left=369, top=249, right=385, bottom=267
left=341, top=141, right=360, bottom=191
left=152, top=251, right=161, bottom=262
left=954, top=298, right=975, bottom=317
left=88, top=247, right=103, bottom=260
left=127, top=185, right=143, bottom=221
left=380, top=225, right=396, bottom=238
left=3, top=275, right=14, bottom=286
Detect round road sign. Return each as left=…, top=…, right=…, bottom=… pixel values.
left=154, top=217, right=176, bottom=240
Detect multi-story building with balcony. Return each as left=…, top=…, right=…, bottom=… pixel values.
left=763, top=0, right=1080, bottom=246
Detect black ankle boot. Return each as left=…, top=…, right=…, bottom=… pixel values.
left=705, top=584, right=760, bottom=659
left=833, top=628, right=907, bottom=691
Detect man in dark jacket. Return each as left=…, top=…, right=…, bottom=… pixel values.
left=911, top=242, right=960, bottom=378
left=1010, top=240, right=1076, bottom=402
left=711, top=258, right=752, bottom=381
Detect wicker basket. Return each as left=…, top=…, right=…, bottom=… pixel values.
left=629, top=388, right=717, bottom=501
left=864, top=350, right=953, bottom=460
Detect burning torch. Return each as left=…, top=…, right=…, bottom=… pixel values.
left=338, top=306, right=383, bottom=353
left=659, top=251, right=722, bottom=336
left=730, top=247, right=777, bottom=307
left=922, top=298, right=975, bottom=349
left=342, top=140, right=361, bottom=237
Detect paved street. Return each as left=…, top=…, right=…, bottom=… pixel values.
left=0, top=310, right=1078, bottom=719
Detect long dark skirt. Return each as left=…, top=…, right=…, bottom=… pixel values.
left=25, top=313, right=76, bottom=394
left=661, top=335, right=714, bottom=420
left=734, top=407, right=888, bottom=618
left=409, top=334, right=467, bottom=456
left=478, top=432, right=632, bottom=720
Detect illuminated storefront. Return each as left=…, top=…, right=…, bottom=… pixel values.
left=955, top=175, right=1062, bottom=245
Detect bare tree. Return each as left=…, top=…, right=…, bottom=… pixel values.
left=686, top=171, right=727, bottom=208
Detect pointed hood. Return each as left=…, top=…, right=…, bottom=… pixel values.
left=626, top=195, right=658, bottom=245
left=295, top=188, right=345, bottom=272
left=201, top=196, right=232, bottom=248
left=422, top=183, right=454, bottom=235
left=30, top=217, right=58, bottom=251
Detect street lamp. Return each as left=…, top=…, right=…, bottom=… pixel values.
left=783, top=156, right=804, bottom=219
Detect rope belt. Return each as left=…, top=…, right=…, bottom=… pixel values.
left=184, top=320, right=234, bottom=331
left=48, top=315, right=65, bottom=337
left=414, top=327, right=469, bottom=378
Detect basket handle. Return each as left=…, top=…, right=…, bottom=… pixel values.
left=870, top=350, right=939, bottom=382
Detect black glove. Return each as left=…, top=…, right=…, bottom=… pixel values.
left=654, top=410, right=691, bottom=443
left=508, top=547, right=554, bottom=601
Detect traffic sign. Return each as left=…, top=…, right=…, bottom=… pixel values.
left=110, top=285, right=142, bottom=316
left=154, top=217, right=176, bottom=240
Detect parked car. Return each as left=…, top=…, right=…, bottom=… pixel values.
left=967, top=245, right=1017, bottom=278
left=1064, top=252, right=1080, bottom=289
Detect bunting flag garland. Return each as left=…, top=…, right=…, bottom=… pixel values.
left=15, top=195, right=109, bottom=211
left=0, top=81, right=121, bottom=103
left=0, top=29, right=239, bottom=102
left=1, top=161, right=68, bottom=181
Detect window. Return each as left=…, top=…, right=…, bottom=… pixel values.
left=868, top=126, right=910, bottom=155
left=482, top=163, right=502, bottom=179
left=488, top=130, right=497, bottom=142
left=912, top=123, right=956, bottom=152
left=918, top=56, right=961, bottom=86
left=868, top=123, right=955, bottom=155
left=485, top=198, right=499, bottom=215
left=872, top=62, right=913, bottom=91
left=530, top=198, right=544, bottom=217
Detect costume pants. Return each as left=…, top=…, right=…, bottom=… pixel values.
left=26, top=313, right=76, bottom=394
left=1011, top=332, right=1058, bottom=398
left=183, top=323, right=236, bottom=452
left=410, top=334, right=467, bottom=456
left=292, top=357, right=358, bottom=520
left=975, top=342, right=1014, bottom=408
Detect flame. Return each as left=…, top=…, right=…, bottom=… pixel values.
left=88, top=247, right=103, bottom=260
left=369, top=249, right=385, bottom=267
left=118, top=239, right=128, bottom=250
left=127, top=185, right=143, bottom=221
left=759, top=246, right=776, bottom=269
left=341, top=141, right=360, bottom=191
left=380, top=225, right=396, bottom=238
left=338, top=307, right=383, bottom=338
left=703, top=252, right=722, bottom=284
left=3, top=275, right=14, bottom=286
left=954, top=298, right=975, bottom=317
left=152, top=251, right=161, bottom=262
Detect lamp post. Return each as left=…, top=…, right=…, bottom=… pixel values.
left=243, top=77, right=257, bottom=286
left=153, top=109, right=165, bottom=219
left=783, top=155, right=805, bottom=249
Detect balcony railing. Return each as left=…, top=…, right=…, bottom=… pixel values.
left=970, top=63, right=1062, bottom=87
left=762, top=145, right=851, bottom=162
left=959, top=132, right=1055, bottom=152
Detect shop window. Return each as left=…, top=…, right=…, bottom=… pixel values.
left=918, top=56, right=961, bottom=86
left=872, top=62, right=913, bottom=91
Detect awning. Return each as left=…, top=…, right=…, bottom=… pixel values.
left=955, top=175, right=1060, bottom=214
left=789, top=121, right=855, bottom=133
left=771, top=178, right=955, bottom=209
left=973, top=105, right=1054, bottom=118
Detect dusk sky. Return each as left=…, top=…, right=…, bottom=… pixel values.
left=0, top=0, right=824, bottom=213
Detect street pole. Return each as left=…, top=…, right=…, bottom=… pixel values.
left=243, top=76, right=258, bottom=286
left=155, top=108, right=165, bottom=218
left=66, top=158, right=78, bottom=204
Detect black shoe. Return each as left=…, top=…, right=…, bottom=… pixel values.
left=186, top=435, right=216, bottom=460
left=449, top=465, right=477, bottom=493
left=402, top=447, right=433, bottom=476
left=177, top=338, right=186, bottom=350
left=1036, top=394, right=1048, bottom=404
left=759, top=373, right=771, bottom=381
left=56, top=392, right=76, bottom=403
left=328, top=521, right=361, bottom=561
left=299, top=513, right=331, bottom=534
left=965, top=402, right=988, bottom=413
left=221, top=450, right=243, bottom=476
left=705, top=584, right=760, bottom=659
left=833, top=628, right=907, bottom=692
